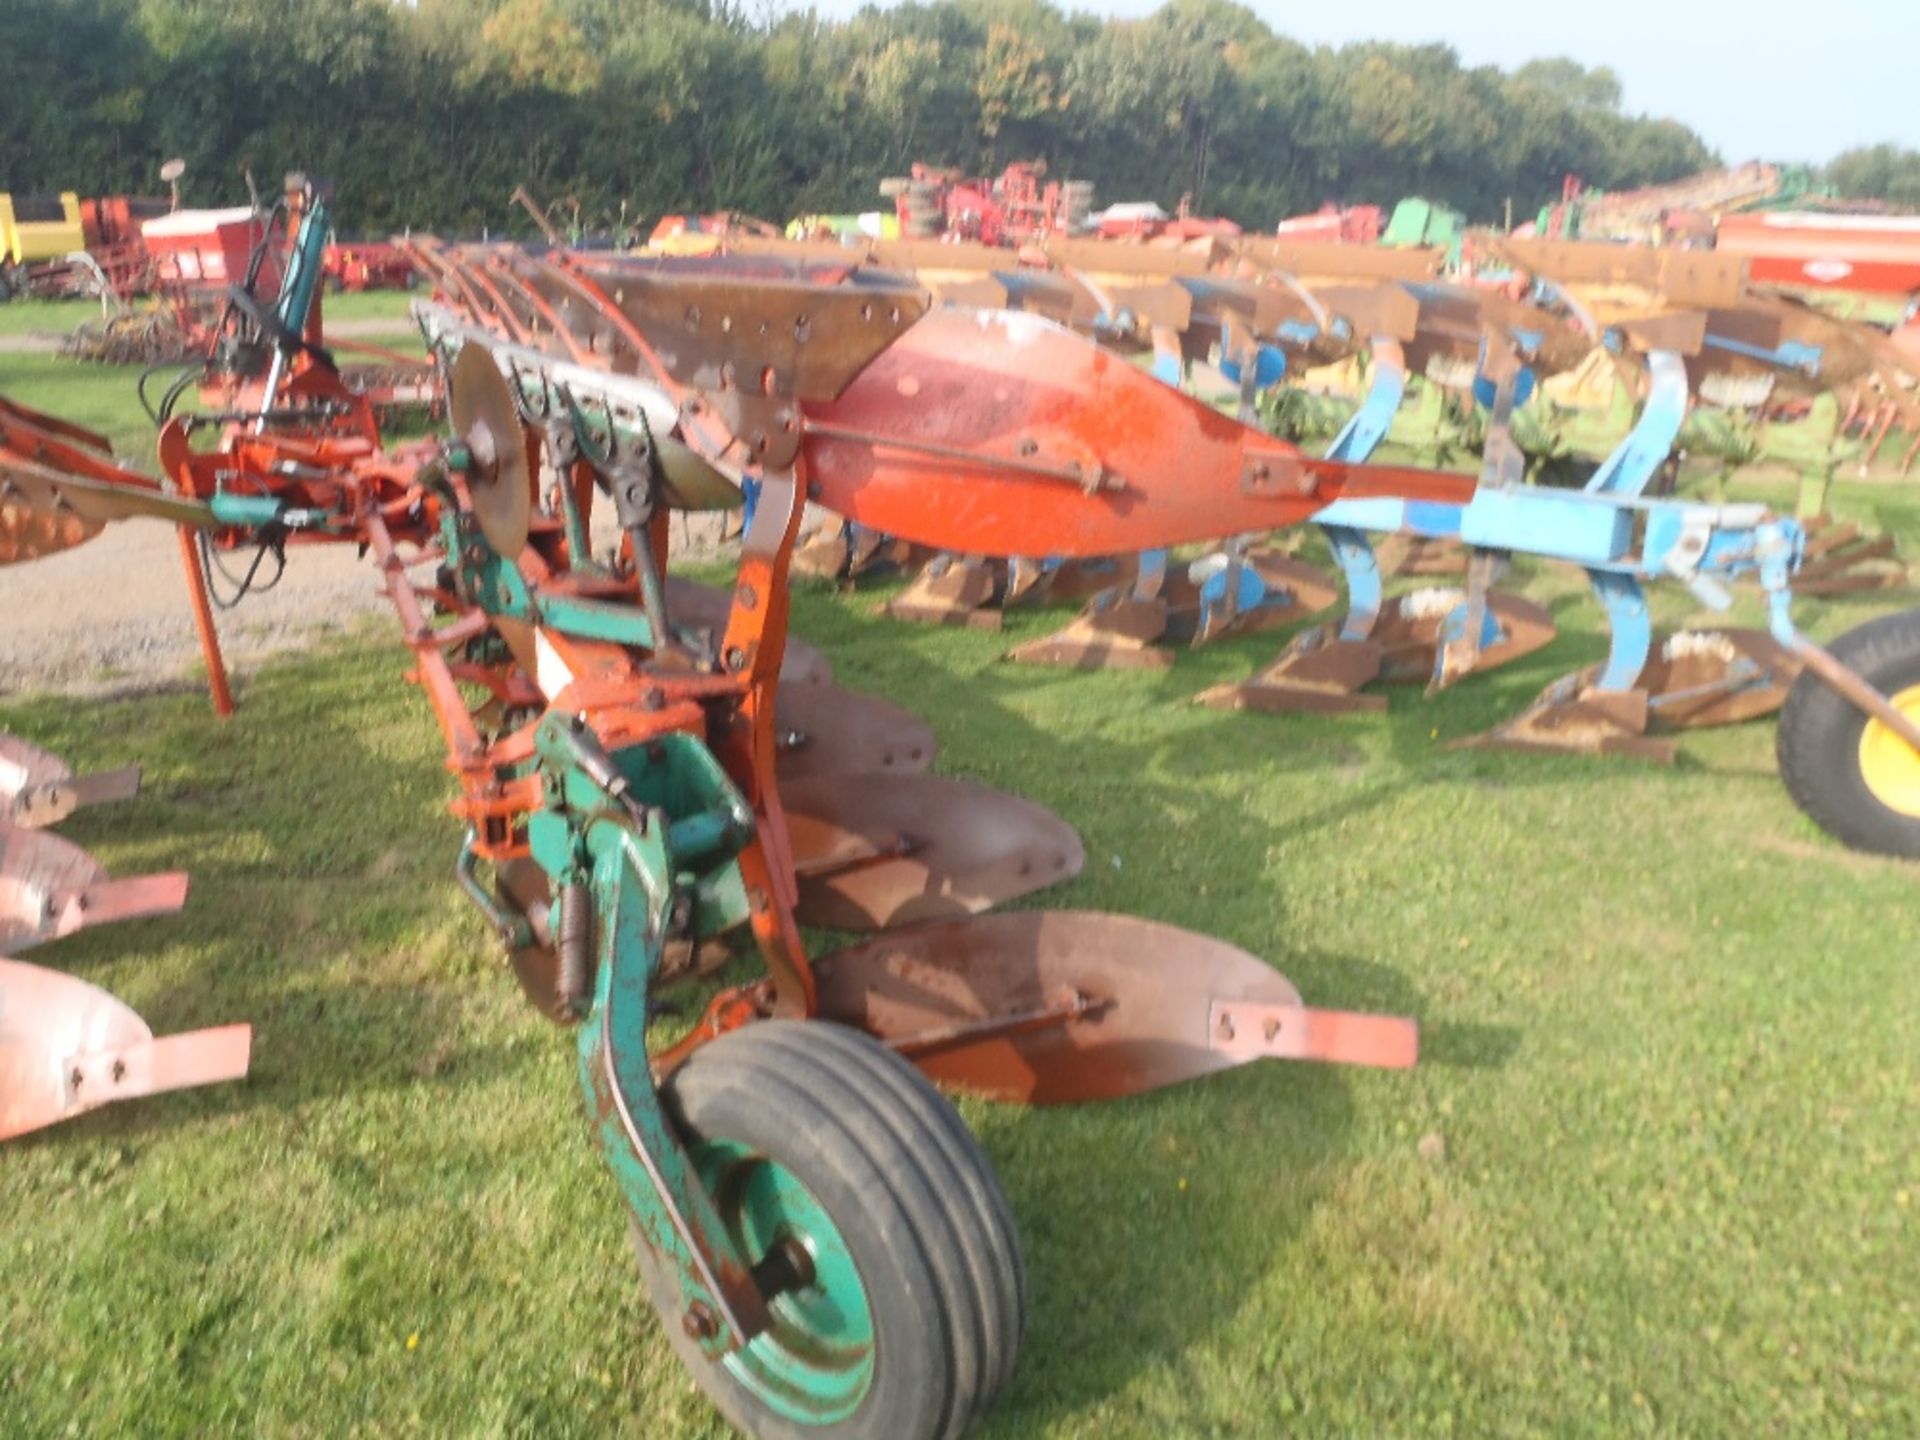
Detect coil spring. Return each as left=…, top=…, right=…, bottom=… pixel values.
left=556, top=881, right=592, bottom=1020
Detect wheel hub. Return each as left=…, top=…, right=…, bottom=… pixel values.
left=1858, top=682, right=1920, bottom=818
left=695, top=1138, right=876, bottom=1425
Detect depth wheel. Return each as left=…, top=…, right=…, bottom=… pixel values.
left=1777, top=607, right=1920, bottom=857
left=634, top=1020, right=1025, bottom=1440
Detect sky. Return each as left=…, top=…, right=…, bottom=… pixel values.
left=805, top=0, right=1920, bottom=164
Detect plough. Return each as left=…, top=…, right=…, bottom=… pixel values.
left=645, top=230, right=1908, bottom=761
left=1199, top=244, right=1816, bottom=749
left=7, top=185, right=1920, bottom=1440
left=0, top=728, right=245, bottom=1142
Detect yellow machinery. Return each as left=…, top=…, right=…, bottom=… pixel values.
left=0, top=192, right=85, bottom=267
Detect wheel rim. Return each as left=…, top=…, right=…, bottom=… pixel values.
left=1857, top=683, right=1920, bottom=818
left=693, top=1138, right=876, bottom=1424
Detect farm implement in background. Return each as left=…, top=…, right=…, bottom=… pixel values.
left=1201, top=242, right=1822, bottom=753
left=653, top=232, right=1839, bottom=759
left=105, top=178, right=437, bottom=424
left=672, top=229, right=1916, bottom=763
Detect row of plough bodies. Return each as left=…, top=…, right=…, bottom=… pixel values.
left=4, top=193, right=1920, bottom=1439
left=646, top=230, right=1917, bottom=762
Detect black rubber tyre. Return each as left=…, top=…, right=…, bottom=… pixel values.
left=1777, top=606, right=1920, bottom=857
left=633, top=1020, right=1026, bottom=1440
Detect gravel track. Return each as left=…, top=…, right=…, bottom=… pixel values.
left=1, top=508, right=733, bottom=702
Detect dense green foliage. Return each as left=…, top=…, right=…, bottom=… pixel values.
left=2, top=0, right=1719, bottom=235
left=1827, top=144, right=1920, bottom=210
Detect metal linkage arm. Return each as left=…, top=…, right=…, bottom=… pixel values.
left=527, top=714, right=767, bottom=1359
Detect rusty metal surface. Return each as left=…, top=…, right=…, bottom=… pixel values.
left=1375, top=589, right=1557, bottom=685
left=812, top=910, right=1415, bottom=1104
left=1486, top=236, right=1748, bottom=313
left=773, top=685, right=936, bottom=780
left=1194, top=628, right=1388, bottom=714
left=450, top=343, right=534, bottom=557
left=883, top=555, right=1003, bottom=629
left=1794, top=517, right=1906, bottom=595
left=0, top=957, right=250, bottom=1140
left=1005, top=595, right=1175, bottom=670
left=1375, top=534, right=1469, bottom=578
left=1454, top=684, right=1675, bottom=762
left=1455, top=629, right=1800, bottom=760
left=1634, top=629, right=1802, bottom=730
left=0, top=450, right=212, bottom=550
left=781, top=773, right=1083, bottom=931
left=0, top=822, right=190, bottom=956
left=568, top=254, right=931, bottom=470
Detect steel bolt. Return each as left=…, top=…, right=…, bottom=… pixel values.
left=682, top=1303, right=719, bottom=1342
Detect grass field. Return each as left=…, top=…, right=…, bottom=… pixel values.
left=1, top=354, right=1917, bottom=1438
left=0, top=290, right=416, bottom=338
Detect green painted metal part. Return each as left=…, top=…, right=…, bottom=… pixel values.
left=276, top=200, right=331, bottom=342
left=1383, top=197, right=1464, bottom=252
left=435, top=506, right=660, bottom=649
left=696, top=1137, right=878, bottom=1423
left=209, top=491, right=287, bottom=528
left=525, top=712, right=763, bottom=1361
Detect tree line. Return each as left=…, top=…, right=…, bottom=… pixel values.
left=0, top=0, right=1820, bottom=240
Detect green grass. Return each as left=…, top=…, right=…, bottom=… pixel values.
left=0, top=305, right=425, bottom=466
left=0, top=296, right=102, bottom=337
left=0, top=290, right=415, bottom=335
left=1, top=359, right=1917, bottom=1437
left=0, top=352, right=163, bottom=459
left=320, top=290, right=419, bottom=326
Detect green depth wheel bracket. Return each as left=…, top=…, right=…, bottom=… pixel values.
left=526, top=711, right=763, bottom=1360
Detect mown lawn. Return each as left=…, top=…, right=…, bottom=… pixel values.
left=0, top=289, right=414, bottom=337
left=1, top=358, right=1916, bottom=1438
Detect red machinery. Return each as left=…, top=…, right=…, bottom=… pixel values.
left=883, top=160, right=1093, bottom=246
left=1716, top=212, right=1920, bottom=298
left=1091, top=196, right=1243, bottom=242
left=320, top=239, right=419, bottom=292
left=1275, top=204, right=1384, bottom=245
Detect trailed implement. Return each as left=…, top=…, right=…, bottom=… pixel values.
left=0, top=727, right=241, bottom=1139
left=8, top=189, right=1920, bottom=1440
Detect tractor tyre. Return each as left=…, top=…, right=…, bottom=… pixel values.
left=633, top=1019, right=1025, bottom=1440
left=1777, top=606, right=1920, bottom=857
